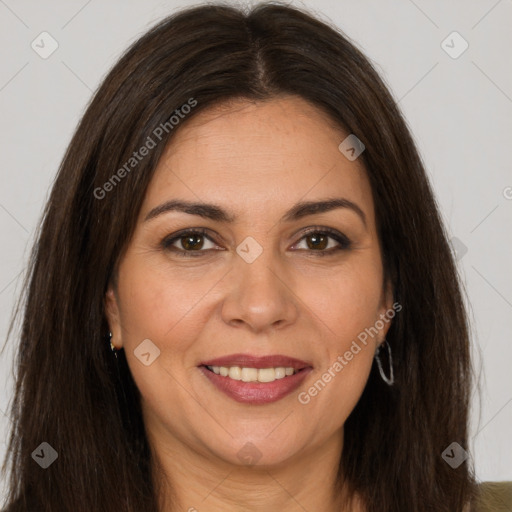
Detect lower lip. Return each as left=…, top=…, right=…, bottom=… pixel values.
left=199, top=366, right=312, bottom=405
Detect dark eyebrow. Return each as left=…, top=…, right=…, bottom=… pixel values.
left=282, top=198, right=366, bottom=227
left=144, top=200, right=236, bottom=223
left=144, top=198, right=367, bottom=228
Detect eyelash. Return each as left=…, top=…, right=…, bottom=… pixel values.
left=161, top=227, right=352, bottom=258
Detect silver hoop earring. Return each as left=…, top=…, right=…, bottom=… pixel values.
left=375, top=339, right=394, bottom=386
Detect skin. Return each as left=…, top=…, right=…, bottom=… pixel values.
left=105, top=95, right=393, bottom=512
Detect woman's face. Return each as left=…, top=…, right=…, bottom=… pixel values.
left=106, top=95, right=393, bottom=468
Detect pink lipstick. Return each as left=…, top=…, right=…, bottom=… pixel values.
left=198, top=353, right=313, bottom=405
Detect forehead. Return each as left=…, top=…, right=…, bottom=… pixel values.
left=141, top=96, right=374, bottom=223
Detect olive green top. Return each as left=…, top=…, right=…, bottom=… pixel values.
left=471, top=481, right=512, bottom=511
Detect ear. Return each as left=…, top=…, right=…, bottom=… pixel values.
left=105, top=285, right=123, bottom=349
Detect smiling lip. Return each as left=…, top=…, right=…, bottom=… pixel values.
left=198, top=353, right=313, bottom=405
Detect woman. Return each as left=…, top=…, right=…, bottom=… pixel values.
left=1, top=3, right=509, bottom=511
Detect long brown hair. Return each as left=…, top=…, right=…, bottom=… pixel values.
left=2, top=3, right=478, bottom=510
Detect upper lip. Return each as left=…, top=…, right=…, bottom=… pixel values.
left=200, top=353, right=312, bottom=370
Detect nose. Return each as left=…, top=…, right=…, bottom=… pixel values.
left=220, top=248, right=299, bottom=334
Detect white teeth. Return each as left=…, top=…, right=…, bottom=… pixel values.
left=206, top=365, right=299, bottom=382
left=241, top=368, right=258, bottom=382
left=274, top=367, right=286, bottom=379
left=256, top=368, right=274, bottom=382
left=229, top=367, right=242, bottom=380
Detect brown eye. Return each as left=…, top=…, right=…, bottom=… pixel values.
left=180, top=233, right=205, bottom=251
left=305, top=233, right=329, bottom=250
left=162, top=229, right=218, bottom=256
left=293, top=228, right=351, bottom=255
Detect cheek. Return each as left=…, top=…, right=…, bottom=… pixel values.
left=113, top=254, right=232, bottom=411
left=114, top=260, right=219, bottom=416
left=293, top=261, right=382, bottom=423
left=116, top=255, right=222, bottom=348
left=297, top=259, right=384, bottom=347
left=298, top=319, right=375, bottom=433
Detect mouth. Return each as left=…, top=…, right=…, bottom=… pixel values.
left=198, top=354, right=313, bottom=405
left=203, top=364, right=303, bottom=382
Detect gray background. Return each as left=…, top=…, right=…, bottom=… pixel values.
left=1, top=0, right=511, bottom=494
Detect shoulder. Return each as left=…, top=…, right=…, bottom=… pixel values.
left=470, top=481, right=512, bottom=512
